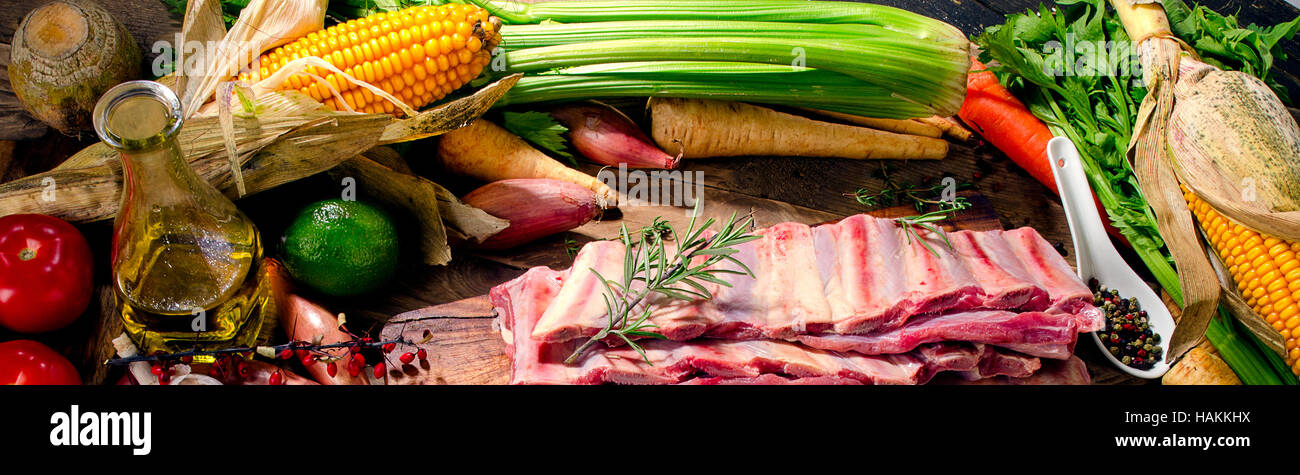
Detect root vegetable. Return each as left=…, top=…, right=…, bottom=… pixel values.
left=649, top=98, right=948, bottom=160
left=549, top=102, right=679, bottom=169
left=915, top=116, right=973, bottom=141
left=461, top=178, right=601, bottom=250
left=437, top=119, right=616, bottom=204
left=959, top=58, right=1127, bottom=244
left=267, top=259, right=368, bottom=385
left=799, top=108, right=943, bottom=138
left=8, top=0, right=141, bottom=135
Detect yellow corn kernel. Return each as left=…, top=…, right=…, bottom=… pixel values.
left=1275, top=298, right=1296, bottom=316
left=242, top=4, right=494, bottom=115
left=1184, top=189, right=1300, bottom=374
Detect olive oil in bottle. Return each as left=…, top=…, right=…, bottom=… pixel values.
left=93, top=81, right=271, bottom=359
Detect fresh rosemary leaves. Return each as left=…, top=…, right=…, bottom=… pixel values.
left=852, top=164, right=974, bottom=258
left=852, top=164, right=973, bottom=212
left=564, top=205, right=759, bottom=365
left=895, top=199, right=972, bottom=259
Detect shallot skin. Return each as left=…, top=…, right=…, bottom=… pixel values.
left=462, top=178, right=601, bottom=250
left=550, top=102, right=680, bottom=170
left=267, top=259, right=370, bottom=385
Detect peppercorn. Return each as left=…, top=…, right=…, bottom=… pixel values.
left=1091, top=285, right=1163, bottom=370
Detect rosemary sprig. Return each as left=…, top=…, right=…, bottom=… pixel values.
left=852, top=164, right=974, bottom=212
left=562, top=237, right=580, bottom=258
left=564, top=202, right=759, bottom=365
left=895, top=199, right=972, bottom=258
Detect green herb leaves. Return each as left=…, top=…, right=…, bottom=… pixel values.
left=895, top=199, right=972, bottom=259
left=852, top=164, right=973, bottom=212
left=975, top=0, right=1176, bottom=296
left=973, top=0, right=1300, bottom=303
left=564, top=202, right=758, bottom=365
left=1164, top=0, right=1300, bottom=104
left=501, top=111, right=576, bottom=165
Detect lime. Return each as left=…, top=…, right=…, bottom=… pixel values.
left=281, top=199, right=399, bottom=296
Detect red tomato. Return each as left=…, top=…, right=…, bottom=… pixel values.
left=0, top=340, right=81, bottom=385
left=0, top=214, right=94, bottom=333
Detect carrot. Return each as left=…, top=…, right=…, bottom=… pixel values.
left=267, top=259, right=369, bottom=385
left=437, top=119, right=616, bottom=205
left=649, top=98, right=948, bottom=160
left=960, top=58, right=1057, bottom=189
left=798, top=108, right=944, bottom=138
left=959, top=58, right=1128, bottom=244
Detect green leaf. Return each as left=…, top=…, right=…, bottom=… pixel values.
left=501, top=111, right=576, bottom=165
left=623, top=330, right=668, bottom=340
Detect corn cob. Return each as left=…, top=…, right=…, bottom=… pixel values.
left=1184, top=187, right=1300, bottom=376
left=237, top=4, right=498, bottom=115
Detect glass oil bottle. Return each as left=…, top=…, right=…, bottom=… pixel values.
left=93, top=81, right=272, bottom=360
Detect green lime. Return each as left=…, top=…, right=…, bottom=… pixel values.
left=281, top=199, right=399, bottom=296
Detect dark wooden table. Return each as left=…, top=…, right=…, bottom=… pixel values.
left=1, top=0, right=1296, bottom=385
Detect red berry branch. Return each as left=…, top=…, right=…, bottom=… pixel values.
left=112, top=320, right=439, bottom=385
left=104, top=337, right=415, bottom=366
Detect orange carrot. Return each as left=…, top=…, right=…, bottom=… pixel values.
left=959, top=58, right=1127, bottom=245
left=959, top=58, right=1057, bottom=191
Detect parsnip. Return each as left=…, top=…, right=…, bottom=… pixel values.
left=650, top=98, right=948, bottom=160
left=437, top=119, right=616, bottom=205
left=798, top=108, right=943, bottom=138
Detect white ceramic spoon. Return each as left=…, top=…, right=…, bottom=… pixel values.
left=1047, top=136, right=1173, bottom=379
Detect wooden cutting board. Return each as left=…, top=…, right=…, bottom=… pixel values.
left=379, top=192, right=1006, bottom=385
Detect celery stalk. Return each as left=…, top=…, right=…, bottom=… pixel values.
left=494, top=62, right=936, bottom=118
left=470, top=0, right=966, bottom=46
left=497, top=20, right=905, bottom=51
left=497, top=37, right=968, bottom=116
left=1205, top=308, right=1283, bottom=385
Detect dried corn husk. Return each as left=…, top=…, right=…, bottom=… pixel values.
left=172, top=0, right=226, bottom=107
left=1110, top=0, right=1220, bottom=363
left=1162, top=347, right=1241, bottom=385
left=0, top=75, right=520, bottom=222
left=180, top=0, right=327, bottom=118
left=329, top=154, right=508, bottom=266
left=1168, top=57, right=1300, bottom=241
